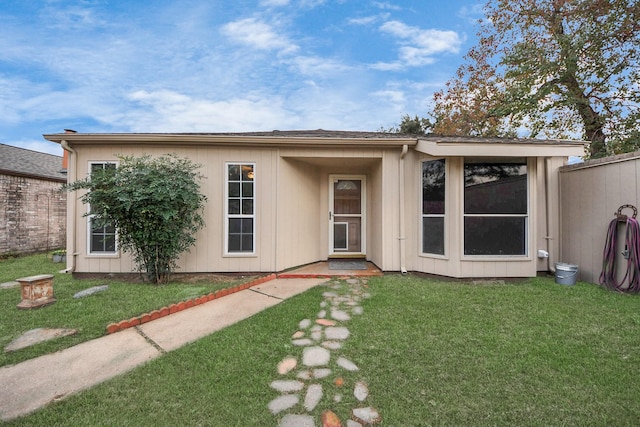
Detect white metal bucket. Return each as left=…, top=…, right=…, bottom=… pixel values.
left=555, top=262, right=579, bottom=286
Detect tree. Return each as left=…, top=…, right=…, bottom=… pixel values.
left=432, top=0, right=640, bottom=158
left=380, top=114, right=434, bottom=134
left=67, top=154, right=207, bottom=284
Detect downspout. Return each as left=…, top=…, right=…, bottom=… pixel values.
left=399, top=144, right=409, bottom=275
left=61, top=139, right=77, bottom=273
left=544, top=157, right=556, bottom=273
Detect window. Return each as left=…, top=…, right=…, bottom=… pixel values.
left=463, top=159, right=528, bottom=256
left=88, top=162, right=117, bottom=255
left=226, top=163, right=255, bottom=254
left=422, top=159, right=446, bottom=255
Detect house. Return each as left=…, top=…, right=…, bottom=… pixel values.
left=0, top=143, right=67, bottom=255
left=43, top=130, right=584, bottom=278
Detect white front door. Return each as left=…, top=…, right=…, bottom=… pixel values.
left=329, top=175, right=366, bottom=256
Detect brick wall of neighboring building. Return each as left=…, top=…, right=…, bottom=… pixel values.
left=0, top=173, right=67, bottom=255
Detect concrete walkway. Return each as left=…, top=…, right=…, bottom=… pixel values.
left=0, top=278, right=326, bottom=422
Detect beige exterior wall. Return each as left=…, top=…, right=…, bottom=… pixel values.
left=60, top=135, right=575, bottom=278
left=409, top=156, right=565, bottom=278
left=560, top=152, right=640, bottom=284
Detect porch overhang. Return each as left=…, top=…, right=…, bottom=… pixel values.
left=415, top=137, right=586, bottom=158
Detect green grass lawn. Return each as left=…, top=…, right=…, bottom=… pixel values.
left=4, top=272, right=640, bottom=426
left=0, top=253, right=250, bottom=367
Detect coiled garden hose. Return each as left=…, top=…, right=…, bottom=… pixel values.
left=599, top=217, right=640, bottom=292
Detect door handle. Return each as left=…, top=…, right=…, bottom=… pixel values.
left=329, top=211, right=332, bottom=220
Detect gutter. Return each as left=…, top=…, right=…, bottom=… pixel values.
left=61, top=139, right=77, bottom=273
left=544, top=157, right=555, bottom=273
left=399, top=144, right=409, bottom=275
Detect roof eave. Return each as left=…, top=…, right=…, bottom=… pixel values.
left=43, top=133, right=418, bottom=148
left=415, top=139, right=586, bottom=157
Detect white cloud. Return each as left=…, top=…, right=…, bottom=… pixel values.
left=221, top=18, right=298, bottom=54
left=125, top=90, right=295, bottom=132
left=373, top=1, right=402, bottom=11
left=348, top=16, right=379, bottom=26
left=458, top=4, right=485, bottom=24
left=373, top=20, right=462, bottom=69
left=288, top=56, right=353, bottom=77
left=259, top=0, right=290, bottom=6
left=373, top=89, right=405, bottom=104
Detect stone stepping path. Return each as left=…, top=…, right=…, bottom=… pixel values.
left=268, top=278, right=381, bottom=426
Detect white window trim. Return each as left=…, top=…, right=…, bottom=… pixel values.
left=461, top=158, right=531, bottom=259
left=86, top=161, right=119, bottom=257
left=420, top=158, right=448, bottom=259
left=224, top=162, right=256, bottom=257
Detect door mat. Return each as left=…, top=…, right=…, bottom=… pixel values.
left=328, top=260, right=368, bottom=270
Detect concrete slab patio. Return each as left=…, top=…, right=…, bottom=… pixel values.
left=0, top=277, right=326, bottom=422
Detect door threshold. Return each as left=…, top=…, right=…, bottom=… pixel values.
left=328, top=254, right=366, bottom=260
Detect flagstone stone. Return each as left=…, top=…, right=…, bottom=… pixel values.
left=268, top=395, right=299, bottom=414
left=297, top=370, right=312, bottom=380
left=277, top=357, right=297, bottom=375
left=330, top=309, right=350, bottom=321
left=0, top=281, right=19, bottom=289
left=313, top=368, right=332, bottom=378
left=354, top=381, right=368, bottom=401
left=280, top=414, right=314, bottom=427
left=304, top=384, right=323, bottom=411
left=325, top=326, right=350, bottom=340
left=337, top=356, right=359, bottom=371
left=270, top=380, right=304, bottom=393
left=73, top=285, right=109, bottom=299
left=302, top=346, right=330, bottom=367
left=268, top=277, right=380, bottom=424
left=352, top=407, right=381, bottom=424
left=322, top=341, right=342, bottom=350
left=322, top=410, right=342, bottom=427
left=299, top=319, right=311, bottom=329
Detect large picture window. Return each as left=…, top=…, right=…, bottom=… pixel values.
left=464, top=159, right=528, bottom=256
left=422, top=159, right=446, bottom=255
left=88, top=162, right=117, bottom=255
left=226, top=163, right=255, bottom=254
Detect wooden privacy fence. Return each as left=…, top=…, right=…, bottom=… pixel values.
left=559, top=151, right=640, bottom=284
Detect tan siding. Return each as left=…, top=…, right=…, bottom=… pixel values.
left=70, top=144, right=280, bottom=274
left=560, top=153, right=640, bottom=284
left=367, top=160, right=384, bottom=267
left=275, top=158, right=322, bottom=270
left=380, top=150, right=400, bottom=270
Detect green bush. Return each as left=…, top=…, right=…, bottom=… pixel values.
left=66, top=154, right=207, bottom=284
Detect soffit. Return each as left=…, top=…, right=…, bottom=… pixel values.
left=415, top=138, right=585, bottom=157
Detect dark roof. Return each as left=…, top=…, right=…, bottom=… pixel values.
left=0, top=143, right=66, bottom=182
left=44, top=129, right=585, bottom=145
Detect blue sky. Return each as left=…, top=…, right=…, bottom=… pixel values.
left=0, top=0, right=485, bottom=156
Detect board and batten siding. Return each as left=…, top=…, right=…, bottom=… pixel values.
left=69, top=144, right=280, bottom=274
left=560, top=151, right=640, bottom=284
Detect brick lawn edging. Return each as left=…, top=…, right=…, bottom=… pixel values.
left=105, top=274, right=277, bottom=334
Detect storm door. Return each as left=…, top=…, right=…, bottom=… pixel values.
left=329, top=175, right=366, bottom=256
